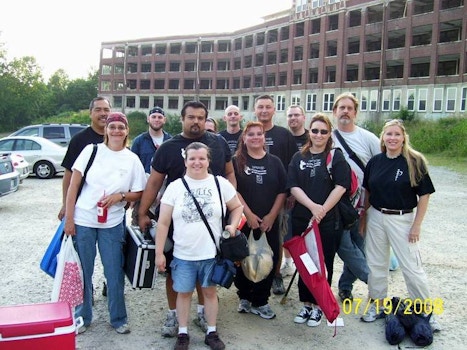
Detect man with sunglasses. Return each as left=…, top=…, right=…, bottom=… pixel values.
left=331, top=92, right=381, bottom=303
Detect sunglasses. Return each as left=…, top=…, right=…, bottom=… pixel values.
left=311, top=128, right=329, bottom=135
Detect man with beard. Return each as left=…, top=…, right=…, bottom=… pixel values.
left=331, top=92, right=380, bottom=303
left=130, top=106, right=172, bottom=225
left=138, top=100, right=235, bottom=339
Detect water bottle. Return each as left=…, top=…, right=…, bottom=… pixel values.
left=222, top=230, right=231, bottom=239
left=97, top=201, right=107, bottom=223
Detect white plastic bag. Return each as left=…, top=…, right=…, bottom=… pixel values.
left=51, top=235, right=84, bottom=308
left=241, top=231, right=274, bottom=283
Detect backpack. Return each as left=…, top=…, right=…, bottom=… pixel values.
left=326, top=148, right=361, bottom=208
left=326, top=148, right=361, bottom=228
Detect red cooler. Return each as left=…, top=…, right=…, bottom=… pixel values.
left=0, top=301, right=76, bottom=350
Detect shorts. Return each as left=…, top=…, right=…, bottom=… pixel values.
left=170, top=257, right=217, bottom=293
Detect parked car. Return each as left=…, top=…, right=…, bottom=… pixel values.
left=8, top=153, right=30, bottom=182
left=0, top=154, right=20, bottom=197
left=9, top=123, right=88, bottom=147
left=0, top=136, right=66, bottom=179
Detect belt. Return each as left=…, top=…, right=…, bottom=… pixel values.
left=378, top=208, right=413, bottom=215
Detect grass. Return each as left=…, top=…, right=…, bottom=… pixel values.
left=426, top=154, right=467, bottom=176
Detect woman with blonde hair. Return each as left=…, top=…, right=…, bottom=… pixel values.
left=361, top=119, right=440, bottom=332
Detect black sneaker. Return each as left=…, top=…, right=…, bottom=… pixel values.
left=204, top=331, right=225, bottom=350
left=174, top=333, right=189, bottom=350
left=272, top=275, right=285, bottom=295
left=338, top=289, right=353, bottom=302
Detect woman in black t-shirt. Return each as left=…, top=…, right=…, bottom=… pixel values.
left=361, top=119, right=440, bottom=331
left=287, top=113, right=351, bottom=327
left=233, top=121, right=287, bottom=320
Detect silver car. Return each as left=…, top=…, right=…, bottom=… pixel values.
left=0, top=136, right=66, bottom=179
left=0, top=154, right=20, bottom=197
left=9, top=123, right=88, bottom=147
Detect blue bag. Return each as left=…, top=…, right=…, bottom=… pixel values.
left=40, top=219, right=65, bottom=277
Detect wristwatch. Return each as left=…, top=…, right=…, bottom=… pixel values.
left=120, top=192, right=126, bottom=202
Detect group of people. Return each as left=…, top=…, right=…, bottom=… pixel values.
left=58, top=92, right=440, bottom=350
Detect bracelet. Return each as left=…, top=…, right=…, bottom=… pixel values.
left=120, top=192, right=126, bottom=202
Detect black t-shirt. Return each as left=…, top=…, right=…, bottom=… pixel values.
left=265, top=125, right=298, bottom=172
left=152, top=132, right=231, bottom=186
left=293, top=130, right=309, bottom=151
left=287, top=148, right=350, bottom=221
left=363, top=153, right=435, bottom=210
left=61, top=127, right=104, bottom=170
left=233, top=153, right=287, bottom=218
left=219, top=129, right=242, bottom=156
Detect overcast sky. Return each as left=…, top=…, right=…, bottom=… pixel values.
left=1, top=0, right=291, bottom=80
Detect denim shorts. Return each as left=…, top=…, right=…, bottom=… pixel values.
left=170, top=257, right=216, bottom=293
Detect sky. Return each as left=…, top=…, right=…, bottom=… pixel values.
left=1, top=0, right=292, bottom=80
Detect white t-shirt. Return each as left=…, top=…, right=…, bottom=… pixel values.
left=332, top=126, right=381, bottom=184
left=72, top=143, right=147, bottom=228
left=161, top=174, right=236, bottom=261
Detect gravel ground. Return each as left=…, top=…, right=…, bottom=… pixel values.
left=0, top=165, right=465, bottom=349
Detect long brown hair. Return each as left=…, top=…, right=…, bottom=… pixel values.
left=301, top=113, right=333, bottom=155
left=234, top=121, right=265, bottom=173
left=380, top=119, right=429, bottom=187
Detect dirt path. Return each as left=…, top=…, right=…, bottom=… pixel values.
left=0, top=166, right=465, bottom=349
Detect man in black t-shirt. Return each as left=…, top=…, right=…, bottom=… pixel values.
left=58, top=97, right=111, bottom=220
left=219, top=105, right=243, bottom=155
left=138, top=101, right=235, bottom=338
left=254, top=95, right=298, bottom=295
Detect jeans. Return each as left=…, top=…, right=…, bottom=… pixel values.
left=337, top=220, right=369, bottom=292
left=74, top=222, right=127, bottom=328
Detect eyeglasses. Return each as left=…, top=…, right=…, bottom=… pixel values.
left=311, top=128, right=329, bottom=135
left=107, top=125, right=127, bottom=131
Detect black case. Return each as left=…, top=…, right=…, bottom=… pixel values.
left=124, top=225, right=157, bottom=289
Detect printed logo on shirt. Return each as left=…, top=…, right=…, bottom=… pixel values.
left=244, top=165, right=266, bottom=184
left=299, top=158, right=321, bottom=178
left=182, top=188, right=214, bottom=223
left=395, top=169, right=403, bottom=181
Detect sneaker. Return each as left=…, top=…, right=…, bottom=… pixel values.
left=77, top=325, right=87, bottom=334
left=161, top=310, right=178, bottom=338
left=204, top=331, right=226, bottom=350
left=338, top=289, right=354, bottom=302
left=272, top=275, right=286, bottom=295
left=115, top=323, right=131, bottom=334
left=429, top=315, right=442, bottom=332
left=238, top=299, right=251, bottom=313
left=174, top=333, right=190, bottom=350
left=193, top=310, right=208, bottom=332
left=250, top=304, right=276, bottom=319
left=280, top=261, right=295, bottom=277
left=360, top=301, right=385, bottom=323
left=306, top=307, right=323, bottom=327
left=294, top=306, right=312, bottom=324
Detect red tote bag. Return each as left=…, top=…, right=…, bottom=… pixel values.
left=283, top=220, right=340, bottom=324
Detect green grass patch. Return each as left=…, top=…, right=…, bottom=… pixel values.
left=425, top=154, right=467, bottom=176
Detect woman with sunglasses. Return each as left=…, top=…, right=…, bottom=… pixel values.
left=286, top=113, right=351, bottom=327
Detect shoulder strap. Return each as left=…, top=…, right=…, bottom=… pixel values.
left=214, top=176, right=225, bottom=227
left=181, top=177, right=220, bottom=254
left=333, top=130, right=366, bottom=172
left=76, top=144, right=97, bottom=201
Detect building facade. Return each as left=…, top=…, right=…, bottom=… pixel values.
left=98, top=0, right=467, bottom=124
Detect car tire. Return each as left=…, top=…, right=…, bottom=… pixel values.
left=34, top=161, right=55, bottom=179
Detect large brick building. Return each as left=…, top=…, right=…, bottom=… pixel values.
left=98, top=0, right=467, bottom=123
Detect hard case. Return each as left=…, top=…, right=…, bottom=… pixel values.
left=124, top=225, right=157, bottom=289
left=0, top=301, right=76, bottom=350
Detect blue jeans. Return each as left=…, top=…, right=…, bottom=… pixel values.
left=74, top=222, right=127, bottom=328
left=337, top=220, right=369, bottom=292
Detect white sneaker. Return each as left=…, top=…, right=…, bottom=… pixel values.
left=361, top=301, right=385, bottom=323
left=429, top=315, right=442, bottom=332
left=306, top=307, right=323, bottom=327
left=280, top=261, right=295, bottom=277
